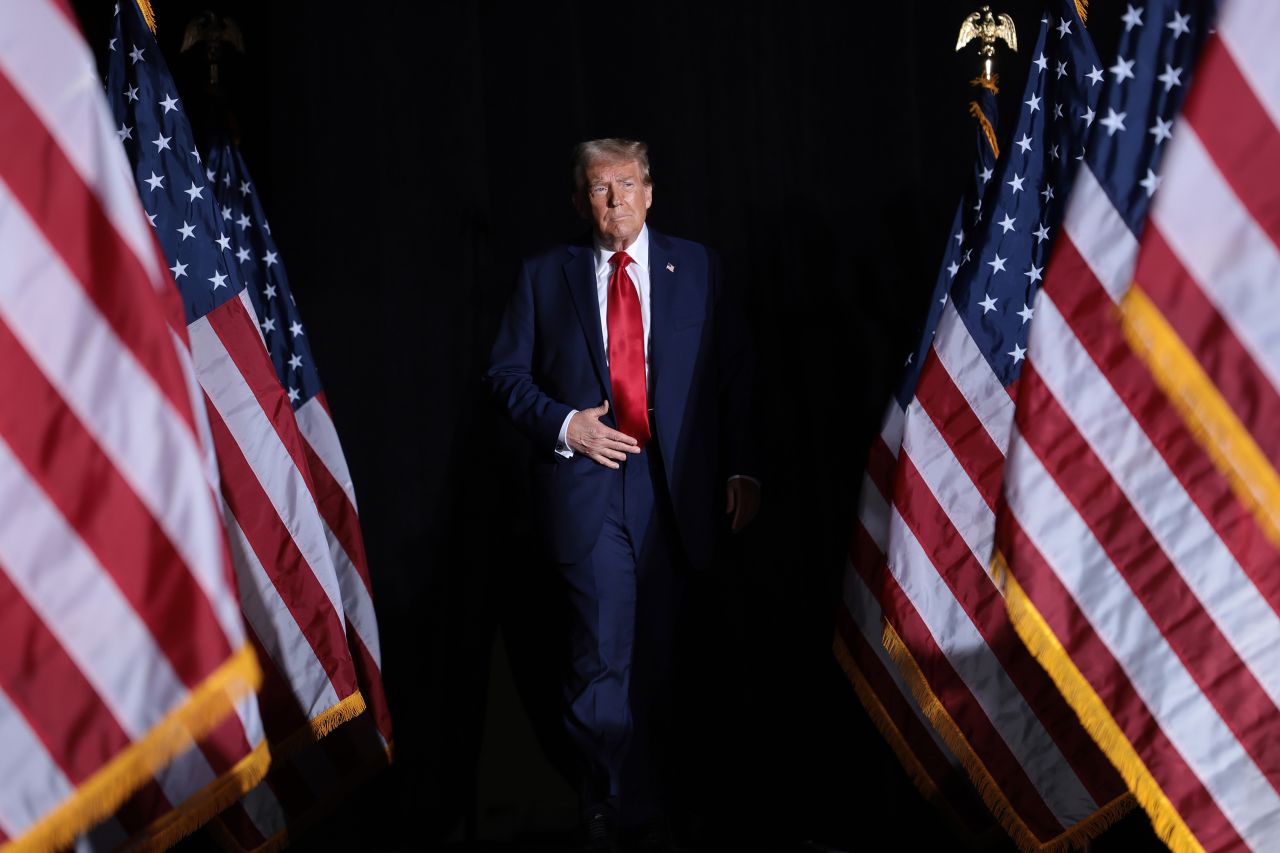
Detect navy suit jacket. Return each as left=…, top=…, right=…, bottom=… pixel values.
left=486, top=229, right=757, bottom=569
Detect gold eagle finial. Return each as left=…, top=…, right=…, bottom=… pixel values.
left=956, top=6, right=1017, bottom=82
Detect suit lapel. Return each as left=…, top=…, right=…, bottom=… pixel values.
left=649, top=230, right=681, bottom=453
left=649, top=230, right=678, bottom=373
left=562, top=245, right=612, bottom=400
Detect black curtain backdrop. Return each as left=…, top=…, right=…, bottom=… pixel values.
left=71, top=2, right=1155, bottom=850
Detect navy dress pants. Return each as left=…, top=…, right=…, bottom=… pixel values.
left=557, top=442, right=679, bottom=828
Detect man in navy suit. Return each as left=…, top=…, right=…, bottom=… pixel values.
left=486, top=138, right=759, bottom=850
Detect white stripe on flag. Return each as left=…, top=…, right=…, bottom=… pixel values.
left=0, top=687, right=74, bottom=839
left=842, top=563, right=955, bottom=759
left=234, top=690, right=265, bottom=751
left=886, top=509, right=1098, bottom=825
left=1149, top=123, right=1280, bottom=393
left=326, top=525, right=383, bottom=668
left=143, top=691, right=270, bottom=843
left=0, top=437, right=190, bottom=737
left=149, top=743, right=218, bottom=817
left=899, top=399, right=995, bottom=567
left=880, top=402, right=905, bottom=456
left=0, top=180, right=244, bottom=645
left=933, top=303, right=1014, bottom=449
left=1218, top=0, right=1280, bottom=131
left=225, top=513, right=342, bottom=720
left=239, top=781, right=288, bottom=841
left=0, top=0, right=163, bottom=285
left=1002, top=425, right=1280, bottom=848
left=188, top=295, right=346, bottom=622
left=1062, top=166, right=1140, bottom=302
left=1031, top=291, right=1280, bottom=704
left=858, top=473, right=891, bottom=554
left=296, top=397, right=357, bottom=510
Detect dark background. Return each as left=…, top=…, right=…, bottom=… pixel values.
left=72, top=1, right=1156, bottom=849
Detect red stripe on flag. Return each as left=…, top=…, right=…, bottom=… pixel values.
left=1181, top=33, right=1280, bottom=252
left=214, top=801, right=269, bottom=851
left=303, top=440, right=372, bottom=597
left=892, top=453, right=1125, bottom=803
left=112, top=779, right=174, bottom=837
left=997, top=515, right=1244, bottom=853
left=348, top=621, right=392, bottom=744
left=245, top=626, right=311, bottom=745
left=206, top=298, right=319, bottom=496
left=1014, top=364, right=1280, bottom=792
left=46, top=0, right=77, bottom=29
left=865, top=434, right=898, bottom=501
left=912, top=352, right=1004, bottom=511
left=1134, top=227, right=1280, bottom=468
left=833, top=607, right=993, bottom=833
left=1050, top=235, right=1280, bottom=615
left=196, top=712, right=257, bottom=777
left=204, top=396, right=358, bottom=702
left=0, top=67, right=196, bottom=438
left=0, top=319, right=233, bottom=687
left=0, top=566, right=131, bottom=782
left=849, top=520, right=886, bottom=596
left=107, top=712, right=261, bottom=846
left=878, top=572, right=1067, bottom=842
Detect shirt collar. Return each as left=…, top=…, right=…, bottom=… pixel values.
left=593, top=224, right=649, bottom=275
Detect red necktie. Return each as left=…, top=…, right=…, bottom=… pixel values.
left=606, top=251, right=651, bottom=448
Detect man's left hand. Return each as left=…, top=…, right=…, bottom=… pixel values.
left=725, top=478, right=761, bottom=532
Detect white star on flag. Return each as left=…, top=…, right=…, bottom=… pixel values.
left=1100, top=108, right=1128, bottom=135
left=1111, top=56, right=1137, bottom=83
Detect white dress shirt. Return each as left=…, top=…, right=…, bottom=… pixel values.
left=555, top=227, right=651, bottom=456
left=551, top=230, right=759, bottom=488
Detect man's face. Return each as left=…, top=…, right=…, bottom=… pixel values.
left=575, top=158, right=652, bottom=248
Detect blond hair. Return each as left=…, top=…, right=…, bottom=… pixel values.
left=571, top=138, right=652, bottom=191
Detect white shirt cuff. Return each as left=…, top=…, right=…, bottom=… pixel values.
left=555, top=410, right=578, bottom=458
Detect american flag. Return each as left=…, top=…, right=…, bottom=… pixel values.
left=995, top=0, right=1280, bottom=848
left=840, top=2, right=1134, bottom=847
left=90, top=0, right=371, bottom=847
left=834, top=70, right=1001, bottom=840
left=0, top=0, right=266, bottom=849
left=191, top=142, right=393, bottom=850
left=205, top=138, right=392, bottom=750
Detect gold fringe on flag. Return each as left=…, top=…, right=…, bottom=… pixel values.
left=134, top=0, right=157, bottom=34
left=833, top=633, right=1013, bottom=847
left=1119, top=284, right=1280, bottom=549
left=209, top=718, right=393, bottom=853
left=6, top=644, right=265, bottom=853
left=832, top=638, right=940, bottom=808
left=991, top=551, right=1203, bottom=853
left=269, top=690, right=369, bottom=758
left=128, top=741, right=272, bottom=853
left=121, top=690, right=370, bottom=850
left=1075, top=0, right=1089, bottom=25
left=968, top=101, right=1001, bottom=160
left=880, top=621, right=1134, bottom=852
left=969, top=74, right=1001, bottom=95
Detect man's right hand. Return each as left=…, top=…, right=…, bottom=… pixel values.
left=567, top=400, right=640, bottom=469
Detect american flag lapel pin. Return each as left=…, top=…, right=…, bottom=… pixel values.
left=666, top=261, right=676, bottom=273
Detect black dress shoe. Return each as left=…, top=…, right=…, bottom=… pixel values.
left=585, top=811, right=621, bottom=853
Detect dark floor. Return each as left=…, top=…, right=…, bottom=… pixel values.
left=175, top=630, right=1169, bottom=853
